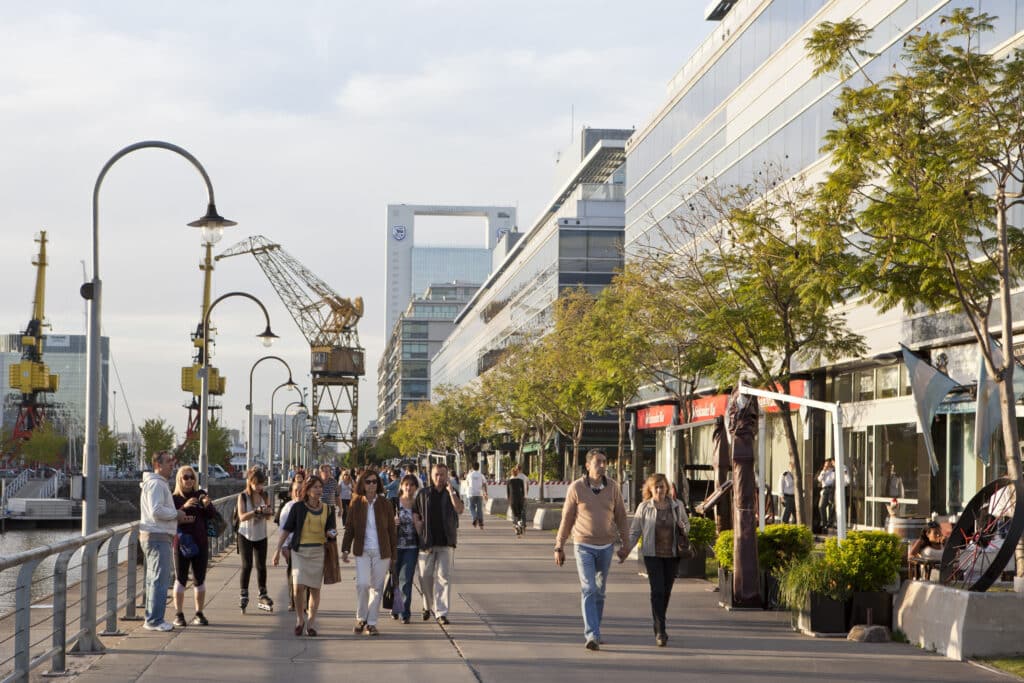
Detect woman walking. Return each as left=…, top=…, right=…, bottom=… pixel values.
left=391, top=474, right=420, bottom=622
left=339, top=469, right=354, bottom=528
left=237, top=467, right=274, bottom=613
left=273, top=475, right=306, bottom=613
left=171, top=465, right=216, bottom=627
left=274, top=475, right=335, bottom=636
left=622, top=473, right=689, bottom=647
left=341, top=470, right=397, bottom=636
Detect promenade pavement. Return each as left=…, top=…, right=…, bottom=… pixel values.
left=69, top=508, right=1012, bottom=683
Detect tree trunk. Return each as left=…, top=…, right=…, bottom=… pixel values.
left=777, top=405, right=805, bottom=526
left=616, top=404, right=627, bottom=484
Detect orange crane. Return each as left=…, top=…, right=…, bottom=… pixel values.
left=8, top=231, right=59, bottom=442
left=217, top=236, right=364, bottom=453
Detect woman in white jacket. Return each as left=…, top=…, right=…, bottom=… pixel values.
left=622, top=473, right=689, bottom=647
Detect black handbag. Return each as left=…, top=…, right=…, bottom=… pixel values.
left=382, top=570, right=395, bottom=610
left=675, top=505, right=695, bottom=560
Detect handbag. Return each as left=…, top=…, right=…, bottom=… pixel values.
left=177, top=532, right=199, bottom=558
left=382, top=569, right=395, bottom=610
left=675, top=505, right=695, bottom=560
left=323, top=538, right=341, bottom=585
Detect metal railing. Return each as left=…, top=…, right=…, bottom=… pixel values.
left=0, top=493, right=238, bottom=683
left=37, top=472, right=65, bottom=499
left=0, top=471, right=30, bottom=511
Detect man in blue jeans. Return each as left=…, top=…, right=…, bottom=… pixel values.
left=139, top=450, right=188, bottom=631
left=465, top=461, right=487, bottom=529
left=554, top=449, right=629, bottom=651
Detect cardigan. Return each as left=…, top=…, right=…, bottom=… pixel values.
left=341, top=495, right=397, bottom=558
left=282, top=500, right=336, bottom=551
left=555, top=475, right=629, bottom=549
left=625, top=498, right=690, bottom=558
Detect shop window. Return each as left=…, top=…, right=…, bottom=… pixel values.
left=834, top=373, right=852, bottom=403
left=877, top=365, right=898, bottom=398
left=856, top=369, right=875, bottom=401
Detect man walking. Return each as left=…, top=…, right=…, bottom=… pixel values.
left=413, top=463, right=464, bottom=624
left=554, top=449, right=629, bottom=651
left=778, top=469, right=796, bottom=524
left=140, top=450, right=188, bottom=631
left=465, top=461, right=487, bottom=529
left=507, top=464, right=529, bottom=537
left=319, top=463, right=341, bottom=517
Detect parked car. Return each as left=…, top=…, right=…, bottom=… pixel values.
left=209, top=465, right=230, bottom=480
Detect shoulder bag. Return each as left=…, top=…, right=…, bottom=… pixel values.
left=674, top=504, right=695, bottom=560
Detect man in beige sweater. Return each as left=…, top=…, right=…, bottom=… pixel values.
left=554, top=449, right=629, bottom=651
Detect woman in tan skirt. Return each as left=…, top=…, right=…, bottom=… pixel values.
left=274, top=475, right=336, bottom=636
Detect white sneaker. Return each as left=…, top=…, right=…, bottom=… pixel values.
left=143, top=620, right=174, bottom=632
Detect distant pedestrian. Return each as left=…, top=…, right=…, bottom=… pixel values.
left=171, top=465, right=216, bottom=627
left=554, top=449, right=629, bottom=651
left=140, top=451, right=189, bottom=632
left=237, top=467, right=274, bottom=614
left=413, top=463, right=464, bottom=624
left=274, top=475, right=336, bottom=637
left=338, top=469, right=354, bottom=528
left=392, top=474, right=421, bottom=622
left=385, top=468, right=401, bottom=511
left=466, top=461, right=488, bottom=529
left=817, top=459, right=836, bottom=530
left=320, top=463, right=341, bottom=517
left=507, top=465, right=529, bottom=537
left=621, top=473, right=689, bottom=647
left=342, top=470, right=397, bottom=636
left=778, top=470, right=796, bottom=524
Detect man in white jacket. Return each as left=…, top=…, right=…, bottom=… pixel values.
left=140, top=451, right=188, bottom=631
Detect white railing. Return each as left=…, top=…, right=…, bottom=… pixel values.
left=37, top=472, right=65, bottom=499
left=1, top=470, right=31, bottom=511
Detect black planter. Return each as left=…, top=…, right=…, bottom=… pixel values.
left=848, top=591, right=892, bottom=629
left=676, top=548, right=708, bottom=578
left=795, top=593, right=850, bottom=635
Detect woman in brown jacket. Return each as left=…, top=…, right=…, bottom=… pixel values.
left=341, top=469, right=398, bottom=635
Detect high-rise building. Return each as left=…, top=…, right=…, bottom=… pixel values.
left=624, top=0, right=1024, bottom=526
left=0, top=333, right=110, bottom=437
left=377, top=281, right=480, bottom=432
left=384, top=204, right=517, bottom=336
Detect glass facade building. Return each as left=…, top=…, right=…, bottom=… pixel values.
left=410, top=248, right=491, bottom=299
left=625, top=0, right=1024, bottom=526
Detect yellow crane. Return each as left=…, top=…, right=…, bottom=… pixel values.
left=8, top=231, right=59, bottom=441
left=217, top=236, right=364, bottom=454
left=180, top=242, right=226, bottom=443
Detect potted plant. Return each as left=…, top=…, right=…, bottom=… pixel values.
left=757, top=524, right=813, bottom=609
left=778, top=553, right=852, bottom=635
left=678, top=515, right=716, bottom=578
left=828, top=530, right=901, bottom=629
left=714, top=529, right=736, bottom=606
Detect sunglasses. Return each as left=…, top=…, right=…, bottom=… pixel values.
left=365, top=479, right=378, bottom=485
left=182, top=474, right=195, bottom=480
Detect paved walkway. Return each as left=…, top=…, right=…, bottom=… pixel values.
left=69, top=511, right=1012, bottom=683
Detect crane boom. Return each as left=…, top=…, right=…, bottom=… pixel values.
left=217, top=236, right=365, bottom=455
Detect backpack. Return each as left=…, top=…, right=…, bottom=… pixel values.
left=231, top=493, right=246, bottom=535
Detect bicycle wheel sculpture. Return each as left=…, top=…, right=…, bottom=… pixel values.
left=939, top=477, right=1024, bottom=592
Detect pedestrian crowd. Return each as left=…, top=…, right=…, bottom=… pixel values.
left=138, top=449, right=686, bottom=650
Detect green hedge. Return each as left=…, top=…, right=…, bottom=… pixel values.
left=713, top=524, right=813, bottom=573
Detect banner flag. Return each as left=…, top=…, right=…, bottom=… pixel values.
left=901, top=344, right=958, bottom=474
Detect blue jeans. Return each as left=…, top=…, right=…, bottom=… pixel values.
left=573, top=544, right=614, bottom=642
left=393, top=547, right=419, bottom=619
left=143, top=536, right=172, bottom=626
left=469, top=496, right=484, bottom=524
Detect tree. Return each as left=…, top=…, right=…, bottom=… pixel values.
left=630, top=168, right=864, bottom=524
left=807, top=8, right=1024, bottom=571
left=22, top=423, right=67, bottom=467
left=432, top=384, right=488, bottom=473
left=391, top=401, right=439, bottom=457
left=181, top=419, right=232, bottom=468
left=140, top=418, right=175, bottom=459
left=98, top=425, right=118, bottom=466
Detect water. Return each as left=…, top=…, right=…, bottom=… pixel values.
left=0, top=523, right=134, bottom=619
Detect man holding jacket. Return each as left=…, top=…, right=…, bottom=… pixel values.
left=140, top=451, right=188, bottom=631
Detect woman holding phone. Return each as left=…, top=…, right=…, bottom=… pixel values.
left=238, top=467, right=274, bottom=613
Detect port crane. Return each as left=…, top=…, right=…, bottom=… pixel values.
left=8, top=232, right=60, bottom=443
left=180, top=242, right=226, bottom=444
left=217, top=236, right=364, bottom=453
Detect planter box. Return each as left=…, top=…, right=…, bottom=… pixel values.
left=760, top=571, right=781, bottom=610
left=793, top=593, right=850, bottom=636
left=677, top=548, right=708, bottom=578
left=849, top=591, right=892, bottom=629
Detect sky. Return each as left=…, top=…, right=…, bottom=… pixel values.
left=0, top=1, right=711, bottom=446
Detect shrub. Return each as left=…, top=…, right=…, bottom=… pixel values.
left=688, top=516, right=717, bottom=551
left=758, top=524, right=813, bottom=576
left=778, top=553, right=854, bottom=608
left=714, top=529, right=735, bottom=571
left=824, top=530, right=901, bottom=593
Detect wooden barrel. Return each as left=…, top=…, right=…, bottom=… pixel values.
left=886, top=516, right=927, bottom=543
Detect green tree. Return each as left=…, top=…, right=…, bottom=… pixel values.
left=631, top=169, right=864, bottom=523
left=140, top=418, right=175, bottom=459
left=181, top=419, right=232, bottom=469
left=22, top=423, right=67, bottom=467
left=391, top=401, right=439, bottom=457
left=98, top=425, right=118, bottom=466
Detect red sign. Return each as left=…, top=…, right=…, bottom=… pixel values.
left=637, top=404, right=676, bottom=429
left=686, top=380, right=808, bottom=423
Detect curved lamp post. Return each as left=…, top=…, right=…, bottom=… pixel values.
left=283, top=401, right=305, bottom=475
left=247, top=356, right=293, bottom=473
left=290, top=409, right=309, bottom=472
left=199, top=292, right=277, bottom=489
left=270, top=381, right=302, bottom=487
left=79, top=140, right=235, bottom=653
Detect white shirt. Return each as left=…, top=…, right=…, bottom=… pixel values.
left=818, top=468, right=836, bottom=487
left=466, top=470, right=487, bottom=497
left=363, top=497, right=379, bottom=553
left=239, top=492, right=268, bottom=542
left=778, top=472, right=795, bottom=496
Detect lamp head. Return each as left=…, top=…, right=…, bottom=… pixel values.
left=189, top=202, right=237, bottom=246
left=259, top=326, right=278, bottom=348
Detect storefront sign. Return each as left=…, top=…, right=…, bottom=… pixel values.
left=637, top=404, right=676, bottom=429
left=686, top=380, right=808, bottom=423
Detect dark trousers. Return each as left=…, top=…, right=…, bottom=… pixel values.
left=643, top=556, right=680, bottom=636
left=340, top=499, right=351, bottom=528
left=239, top=536, right=268, bottom=595
left=781, top=494, right=796, bottom=524
left=393, top=547, right=419, bottom=619
left=819, top=486, right=835, bottom=529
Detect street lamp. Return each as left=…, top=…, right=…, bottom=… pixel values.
left=199, top=292, right=277, bottom=489
left=79, top=140, right=235, bottom=653
left=283, top=401, right=305, bottom=474
left=270, top=381, right=302, bottom=486
left=247, top=356, right=293, bottom=472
